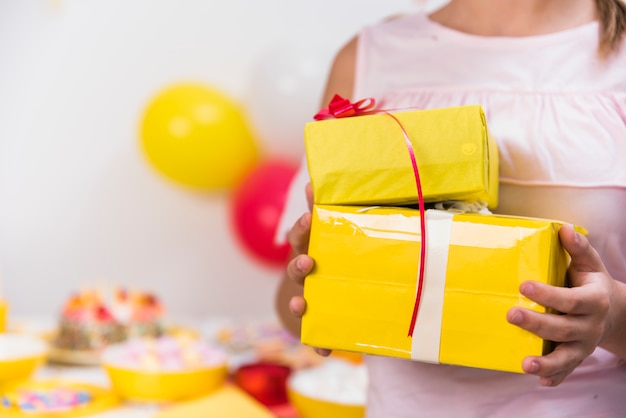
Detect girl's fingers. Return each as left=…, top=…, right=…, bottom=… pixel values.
left=517, top=280, right=606, bottom=316
left=287, top=212, right=312, bottom=256
left=305, top=182, right=314, bottom=211
left=521, top=343, right=585, bottom=387
left=559, top=224, right=606, bottom=279
left=287, top=254, right=314, bottom=286
left=507, top=307, right=601, bottom=346
left=314, top=348, right=332, bottom=357
left=290, top=296, right=307, bottom=317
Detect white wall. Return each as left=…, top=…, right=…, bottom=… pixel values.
left=0, top=0, right=446, bottom=320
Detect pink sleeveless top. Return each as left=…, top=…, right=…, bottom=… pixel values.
left=277, top=12, right=626, bottom=417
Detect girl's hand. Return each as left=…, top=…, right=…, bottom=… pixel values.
left=507, top=224, right=618, bottom=386
left=285, top=184, right=331, bottom=357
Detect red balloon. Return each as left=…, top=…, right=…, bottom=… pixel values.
left=230, top=159, right=299, bottom=267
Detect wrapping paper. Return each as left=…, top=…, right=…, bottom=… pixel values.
left=304, top=105, right=498, bottom=208
left=302, top=205, right=572, bottom=373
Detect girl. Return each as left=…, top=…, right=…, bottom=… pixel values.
left=277, top=0, right=626, bottom=416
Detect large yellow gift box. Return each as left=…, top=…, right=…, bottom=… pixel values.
left=304, top=105, right=498, bottom=208
left=302, top=205, right=573, bottom=373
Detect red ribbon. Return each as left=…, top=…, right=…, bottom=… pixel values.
left=313, top=94, right=376, bottom=120
left=313, top=95, right=427, bottom=338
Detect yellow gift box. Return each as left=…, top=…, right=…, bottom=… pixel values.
left=304, top=105, right=498, bottom=208
left=302, top=205, right=574, bottom=373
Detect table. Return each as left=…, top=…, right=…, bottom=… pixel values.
left=33, top=357, right=300, bottom=417
left=11, top=316, right=302, bottom=417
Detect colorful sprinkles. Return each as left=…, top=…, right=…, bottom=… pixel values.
left=2, top=387, right=92, bottom=413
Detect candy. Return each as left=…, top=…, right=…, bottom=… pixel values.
left=112, top=336, right=227, bottom=371
left=2, top=387, right=92, bottom=412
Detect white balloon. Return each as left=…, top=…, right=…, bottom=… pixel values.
left=244, top=42, right=334, bottom=161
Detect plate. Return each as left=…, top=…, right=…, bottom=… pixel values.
left=46, top=347, right=101, bottom=366
left=47, top=324, right=201, bottom=366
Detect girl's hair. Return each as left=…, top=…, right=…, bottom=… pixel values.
left=595, top=0, right=626, bottom=55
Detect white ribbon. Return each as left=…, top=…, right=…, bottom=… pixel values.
left=410, top=209, right=455, bottom=363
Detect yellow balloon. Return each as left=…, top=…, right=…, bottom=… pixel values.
left=140, top=83, right=260, bottom=190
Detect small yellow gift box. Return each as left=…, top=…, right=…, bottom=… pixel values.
left=304, top=105, right=498, bottom=208
left=302, top=205, right=574, bottom=373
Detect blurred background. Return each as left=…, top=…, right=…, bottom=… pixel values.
left=0, top=0, right=447, bottom=322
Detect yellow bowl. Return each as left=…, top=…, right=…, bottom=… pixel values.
left=287, top=359, right=366, bottom=418
left=101, top=340, right=228, bottom=403
left=0, top=333, right=48, bottom=391
left=288, top=387, right=365, bottom=418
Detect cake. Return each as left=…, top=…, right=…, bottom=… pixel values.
left=53, top=287, right=165, bottom=353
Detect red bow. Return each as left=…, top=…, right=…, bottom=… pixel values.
left=313, top=94, right=376, bottom=120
